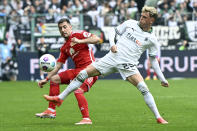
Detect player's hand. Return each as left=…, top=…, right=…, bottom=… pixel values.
left=38, top=79, right=48, bottom=88
left=111, top=45, right=117, bottom=53
left=71, top=37, right=81, bottom=46
left=161, top=81, right=169, bottom=87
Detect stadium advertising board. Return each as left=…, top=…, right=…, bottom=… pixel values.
left=17, top=50, right=197, bottom=80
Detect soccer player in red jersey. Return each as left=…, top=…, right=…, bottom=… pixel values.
left=36, top=18, right=100, bottom=125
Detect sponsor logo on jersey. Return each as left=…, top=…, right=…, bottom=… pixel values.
left=83, top=32, right=91, bottom=38
left=126, top=33, right=142, bottom=46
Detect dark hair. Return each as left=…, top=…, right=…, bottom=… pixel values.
left=58, top=18, right=71, bottom=25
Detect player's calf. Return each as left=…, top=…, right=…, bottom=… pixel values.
left=136, top=81, right=149, bottom=95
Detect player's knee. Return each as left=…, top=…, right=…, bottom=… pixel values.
left=76, top=70, right=88, bottom=83
left=136, top=81, right=149, bottom=95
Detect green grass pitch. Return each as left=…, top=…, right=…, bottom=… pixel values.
left=0, top=79, right=197, bottom=131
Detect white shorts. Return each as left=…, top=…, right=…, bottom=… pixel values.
left=92, top=53, right=140, bottom=80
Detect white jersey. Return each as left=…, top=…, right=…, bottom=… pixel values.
left=146, top=45, right=161, bottom=59
left=110, top=19, right=159, bottom=66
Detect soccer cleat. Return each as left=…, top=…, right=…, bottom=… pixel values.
left=153, top=76, right=158, bottom=80
left=145, top=76, right=150, bottom=80
left=35, top=109, right=56, bottom=118
left=43, top=95, right=63, bottom=107
left=157, top=117, right=168, bottom=124
left=75, top=118, right=92, bottom=125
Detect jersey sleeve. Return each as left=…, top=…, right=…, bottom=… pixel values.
left=147, top=36, right=159, bottom=57
left=115, top=20, right=133, bottom=35
left=74, top=31, right=92, bottom=39
left=57, top=48, right=68, bottom=63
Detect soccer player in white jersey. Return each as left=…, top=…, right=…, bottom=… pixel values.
left=40, top=6, right=169, bottom=124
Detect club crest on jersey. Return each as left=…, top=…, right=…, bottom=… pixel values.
left=69, top=48, right=75, bottom=55
left=83, top=32, right=91, bottom=38
left=126, top=33, right=142, bottom=46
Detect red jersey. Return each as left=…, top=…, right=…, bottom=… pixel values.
left=57, top=31, right=95, bottom=68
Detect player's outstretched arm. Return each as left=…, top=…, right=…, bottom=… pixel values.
left=71, top=34, right=100, bottom=45
left=38, top=62, right=63, bottom=88
left=149, top=56, right=169, bottom=87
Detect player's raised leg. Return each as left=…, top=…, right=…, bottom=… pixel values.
left=127, top=73, right=168, bottom=124
left=44, top=65, right=100, bottom=102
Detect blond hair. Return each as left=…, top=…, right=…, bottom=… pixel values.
left=142, top=6, right=158, bottom=20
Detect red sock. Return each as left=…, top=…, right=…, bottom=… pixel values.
left=147, top=69, right=150, bottom=76
left=74, top=89, right=89, bottom=118
left=49, top=81, right=60, bottom=110
left=153, top=72, right=157, bottom=76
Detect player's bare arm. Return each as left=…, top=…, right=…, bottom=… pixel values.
left=38, top=62, right=63, bottom=88
left=149, top=56, right=169, bottom=87
left=71, top=34, right=100, bottom=46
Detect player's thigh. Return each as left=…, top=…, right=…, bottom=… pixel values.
left=91, top=59, right=116, bottom=77
left=118, top=66, right=144, bottom=86
left=85, top=64, right=101, bottom=77
left=58, top=69, right=80, bottom=84
left=127, top=73, right=144, bottom=87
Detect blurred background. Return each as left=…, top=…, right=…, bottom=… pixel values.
left=0, top=0, right=197, bottom=81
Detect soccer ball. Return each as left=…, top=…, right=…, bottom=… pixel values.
left=39, top=54, right=56, bottom=72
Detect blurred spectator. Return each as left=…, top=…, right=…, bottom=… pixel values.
left=8, top=10, right=20, bottom=41
left=33, top=0, right=46, bottom=14
left=66, top=1, right=75, bottom=14
left=0, top=39, right=12, bottom=64
left=16, top=38, right=27, bottom=52
left=97, top=2, right=110, bottom=28
left=1, top=0, right=12, bottom=15
left=47, top=0, right=61, bottom=23
left=22, top=0, right=32, bottom=10
left=87, top=5, right=99, bottom=26
left=0, top=7, right=6, bottom=17
left=73, top=0, right=83, bottom=15
left=179, top=15, right=190, bottom=51
left=127, top=0, right=138, bottom=19
left=60, top=0, right=69, bottom=9
left=179, top=40, right=189, bottom=50
left=109, top=0, right=116, bottom=8
left=168, top=15, right=178, bottom=27
left=158, top=2, right=174, bottom=25
left=81, top=0, right=90, bottom=14
left=0, top=39, right=18, bottom=81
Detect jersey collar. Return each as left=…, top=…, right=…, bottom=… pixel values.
left=137, top=22, right=153, bottom=33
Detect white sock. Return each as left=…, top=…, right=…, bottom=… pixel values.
left=143, top=92, right=161, bottom=119
left=59, top=79, right=83, bottom=100
left=48, top=108, right=55, bottom=112
left=58, top=70, right=89, bottom=100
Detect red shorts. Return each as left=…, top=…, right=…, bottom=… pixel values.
left=58, top=68, right=98, bottom=92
